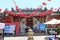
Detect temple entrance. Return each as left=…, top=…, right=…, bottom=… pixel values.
left=26, top=18, right=33, bottom=29
left=20, top=17, right=40, bottom=33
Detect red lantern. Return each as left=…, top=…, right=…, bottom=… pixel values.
left=16, top=6, right=18, bottom=10
left=9, top=13, right=12, bottom=16
left=6, top=11, right=9, bottom=14
left=20, top=14, right=25, bottom=17
left=54, top=8, right=57, bottom=10
left=48, top=10, right=53, bottom=15
left=11, top=14, right=13, bottom=16
left=8, top=13, right=10, bottom=16
left=48, top=0, right=51, bottom=2
left=59, top=7, right=60, bottom=10
left=9, top=12, right=12, bottom=16
left=4, top=10, right=7, bottom=14
left=15, top=14, right=16, bottom=16
left=41, top=13, right=44, bottom=16
left=15, top=14, right=18, bottom=16
left=43, top=11, right=47, bottom=16
left=31, top=14, right=35, bottom=17
left=40, top=11, right=45, bottom=16
left=25, top=15, right=31, bottom=18
left=39, top=13, right=42, bottom=16
left=29, top=14, right=32, bottom=17
left=42, top=2, right=47, bottom=6
left=13, top=14, right=15, bottom=16
left=14, top=14, right=17, bottom=16
left=28, top=14, right=32, bottom=17
left=39, top=11, right=47, bottom=17
left=0, top=9, right=2, bottom=12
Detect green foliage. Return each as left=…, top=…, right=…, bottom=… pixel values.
left=57, top=27, right=60, bottom=32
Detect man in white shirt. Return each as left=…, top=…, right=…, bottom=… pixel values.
left=20, top=21, right=26, bottom=33
left=33, top=19, right=39, bottom=32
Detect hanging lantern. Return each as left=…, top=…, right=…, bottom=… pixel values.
left=39, top=11, right=47, bottom=17
left=39, top=13, right=43, bottom=16
left=25, top=15, right=31, bottom=18
left=9, top=12, right=13, bottom=16
left=14, top=14, right=16, bottom=16
left=13, top=14, right=16, bottom=16
left=17, top=14, right=19, bottom=16
left=48, top=0, right=51, bottom=2
left=59, top=7, right=60, bottom=10
left=28, top=14, right=32, bottom=17
left=6, top=11, right=9, bottom=14
left=16, top=6, right=19, bottom=10
left=47, top=10, right=53, bottom=15
left=15, top=14, right=17, bottom=16
left=43, top=11, right=47, bottom=16
left=8, top=13, right=10, bottom=16
left=54, top=8, right=57, bottom=10
left=15, top=14, right=18, bottom=16
left=9, top=13, right=12, bottom=16
left=0, top=9, right=2, bottom=12
left=12, top=13, right=14, bottom=16
left=29, top=14, right=33, bottom=17
left=41, top=13, right=44, bottom=16
left=20, top=14, right=25, bottom=17
left=31, top=13, right=35, bottom=17
left=4, top=10, right=6, bottom=13
left=42, top=2, right=47, bottom=6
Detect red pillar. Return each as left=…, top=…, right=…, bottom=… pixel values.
left=15, top=22, right=20, bottom=35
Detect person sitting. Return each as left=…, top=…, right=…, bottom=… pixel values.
left=25, top=26, right=30, bottom=33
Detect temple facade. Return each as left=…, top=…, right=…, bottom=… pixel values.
left=0, top=8, right=60, bottom=35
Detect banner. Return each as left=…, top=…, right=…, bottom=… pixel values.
left=0, top=23, right=5, bottom=29
left=39, top=24, right=46, bottom=31
left=4, top=24, right=15, bottom=33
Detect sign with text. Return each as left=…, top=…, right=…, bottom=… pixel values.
left=4, top=24, right=15, bottom=33
left=39, top=24, right=46, bottom=31
left=0, top=23, right=5, bottom=29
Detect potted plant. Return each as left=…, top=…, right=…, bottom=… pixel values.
left=57, top=27, right=60, bottom=35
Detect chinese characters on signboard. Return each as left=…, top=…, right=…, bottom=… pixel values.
left=4, top=24, right=15, bottom=33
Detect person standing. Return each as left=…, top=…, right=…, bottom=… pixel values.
left=33, top=20, right=39, bottom=32
left=20, top=21, right=27, bottom=33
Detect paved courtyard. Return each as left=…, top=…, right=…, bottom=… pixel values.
left=4, top=35, right=60, bottom=40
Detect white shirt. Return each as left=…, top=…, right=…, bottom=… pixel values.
left=33, top=24, right=39, bottom=29
left=20, top=23, right=26, bottom=33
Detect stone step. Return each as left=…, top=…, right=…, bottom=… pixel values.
left=4, top=33, right=47, bottom=37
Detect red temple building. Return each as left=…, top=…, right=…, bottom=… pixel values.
left=0, top=7, right=60, bottom=35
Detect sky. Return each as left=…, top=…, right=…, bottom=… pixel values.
left=0, top=0, right=60, bottom=10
